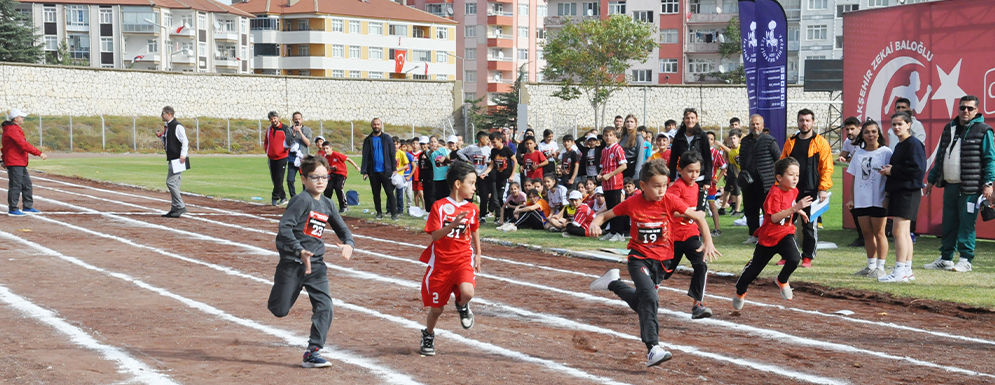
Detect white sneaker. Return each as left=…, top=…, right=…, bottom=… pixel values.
left=505, top=224, right=518, bottom=232
left=611, top=233, right=626, bottom=242
left=878, top=271, right=908, bottom=283
left=854, top=266, right=873, bottom=276
left=732, top=293, right=746, bottom=310
left=590, top=268, right=620, bottom=291
left=743, top=236, right=759, bottom=245
left=952, top=259, right=972, bottom=272
left=923, top=257, right=954, bottom=270
left=902, top=268, right=916, bottom=281
left=867, top=268, right=887, bottom=279
left=775, top=280, right=793, bottom=300
left=599, top=233, right=613, bottom=241
left=646, top=345, right=673, bottom=367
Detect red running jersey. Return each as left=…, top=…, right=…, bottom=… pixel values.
left=571, top=204, right=595, bottom=233
left=756, top=186, right=799, bottom=247
left=325, top=151, right=349, bottom=177
left=420, top=198, right=480, bottom=266
left=612, top=192, right=690, bottom=261
left=600, top=143, right=627, bottom=190
left=522, top=151, right=547, bottom=180
left=666, top=179, right=701, bottom=241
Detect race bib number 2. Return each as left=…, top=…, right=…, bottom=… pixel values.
left=304, top=211, right=329, bottom=239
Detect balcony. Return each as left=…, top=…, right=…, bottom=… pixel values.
left=170, top=25, right=194, bottom=38
left=130, top=53, right=160, bottom=63
left=487, top=82, right=513, bottom=93
left=487, top=34, right=513, bottom=48
left=215, top=30, right=239, bottom=41
left=788, top=40, right=799, bottom=51
left=172, top=54, right=195, bottom=64
left=487, top=14, right=514, bottom=26
left=544, top=15, right=598, bottom=28
left=686, top=42, right=719, bottom=53
left=487, top=60, right=514, bottom=71
left=491, top=0, right=513, bottom=4
left=215, top=56, right=239, bottom=67
left=687, top=12, right=735, bottom=24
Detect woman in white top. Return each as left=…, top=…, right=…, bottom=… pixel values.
left=845, top=120, right=893, bottom=279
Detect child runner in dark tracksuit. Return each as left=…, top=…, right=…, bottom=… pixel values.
left=268, top=155, right=355, bottom=368
left=664, top=151, right=715, bottom=319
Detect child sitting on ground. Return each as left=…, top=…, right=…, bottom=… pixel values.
left=502, top=189, right=550, bottom=231
left=498, top=182, right=527, bottom=226
left=562, top=191, right=595, bottom=237
left=543, top=175, right=569, bottom=214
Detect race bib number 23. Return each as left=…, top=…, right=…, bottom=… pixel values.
left=304, top=211, right=329, bottom=239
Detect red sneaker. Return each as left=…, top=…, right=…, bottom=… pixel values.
left=801, top=258, right=813, bottom=268
left=776, top=259, right=786, bottom=266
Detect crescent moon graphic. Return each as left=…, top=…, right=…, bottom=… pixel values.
left=866, top=56, right=924, bottom=124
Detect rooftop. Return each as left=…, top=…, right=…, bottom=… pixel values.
left=17, top=0, right=254, bottom=18
left=232, top=0, right=456, bottom=24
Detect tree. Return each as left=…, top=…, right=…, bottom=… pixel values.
left=711, top=16, right=745, bottom=84
left=0, top=0, right=43, bottom=63
left=541, top=14, right=656, bottom=128
left=51, top=41, right=89, bottom=67
left=485, top=66, right=525, bottom=131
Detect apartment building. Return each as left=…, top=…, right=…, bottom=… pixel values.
left=405, top=0, right=549, bottom=106
left=233, top=0, right=457, bottom=80
left=16, top=0, right=254, bottom=73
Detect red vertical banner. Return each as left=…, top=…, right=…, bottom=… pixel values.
left=394, top=50, right=407, bottom=73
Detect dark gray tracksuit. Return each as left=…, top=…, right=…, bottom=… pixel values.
left=268, top=192, right=354, bottom=351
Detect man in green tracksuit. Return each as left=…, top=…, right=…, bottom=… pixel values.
left=924, top=95, right=995, bottom=273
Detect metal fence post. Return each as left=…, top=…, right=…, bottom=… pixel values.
left=100, top=115, right=105, bottom=150
left=350, top=122, right=354, bottom=152
left=196, top=117, right=200, bottom=151
left=38, top=115, right=43, bottom=148
left=227, top=118, right=231, bottom=152
left=132, top=117, right=137, bottom=152
left=319, top=121, right=323, bottom=138
left=69, top=116, right=74, bottom=152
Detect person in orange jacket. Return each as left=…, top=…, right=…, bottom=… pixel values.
left=1, top=109, right=47, bottom=216
left=779, top=109, right=834, bottom=268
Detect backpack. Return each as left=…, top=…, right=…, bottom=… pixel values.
left=346, top=190, right=359, bottom=206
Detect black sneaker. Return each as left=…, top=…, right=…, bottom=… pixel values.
left=374, top=213, right=384, bottom=220
left=391, top=214, right=399, bottom=221
left=691, top=303, right=713, bottom=319
left=718, top=208, right=727, bottom=216
left=302, top=347, right=332, bottom=368
left=480, top=217, right=486, bottom=224
left=420, top=329, right=436, bottom=356
left=847, top=238, right=865, bottom=247
left=456, top=303, right=474, bottom=329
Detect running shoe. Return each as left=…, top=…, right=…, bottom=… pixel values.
left=22, top=208, right=40, bottom=214
left=589, top=269, right=620, bottom=291
left=456, top=303, right=475, bottom=329
left=611, top=233, right=626, bottom=242
left=691, top=303, right=713, bottom=319
left=847, top=238, right=865, bottom=247
left=599, top=233, right=613, bottom=241
left=718, top=208, right=727, bottom=216
left=878, top=271, right=908, bottom=283
left=419, top=329, right=436, bottom=356
left=867, top=268, right=887, bottom=279
left=646, top=345, right=673, bottom=367
left=923, top=257, right=954, bottom=271
left=743, top=236, right=758, bottom=245
left=800, top=258, right=812, bottom=268
left=776, top=259, right=786, bottom=266
left=732, top=293, right=746, bottom=310
left=902, top=269, right=916, bottom=281
left=302, top=347, right=332, bottom=368
left=710, top=229, right=721, bottom=237
left=952, top=259, right=972, bottom=272
left=776, top=280, right=793, bottom=300
left=7, top=210, right=25, bottom=217
left=854, top=266, right=873, bottom=276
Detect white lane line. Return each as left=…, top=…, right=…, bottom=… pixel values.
left=0, top=285, right=180, bottom=385
left=4, top=211, right=259, bottom=216
left=19, top=185, right=994, bottom=380
left=0, top=230, right=422, bottom=385
left=10, top=199, right=634, bottom=385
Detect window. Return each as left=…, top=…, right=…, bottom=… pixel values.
left=67, top=34, right=90, bottom=59
left=868, top=0, right=888, bottom=7
left=413, top=50, right=431, bottom=62
left=518, top=26, right=528, bottom=38
left=465, top=25, right=477, bottom=37
left=148, top=39, right=158, bottom=53
left=437, top=51, right=448, bottom=63
left=660, top=59, right=678, bottom=73
left=332, top=69, right=344, bottom=78
left=466, top=3, right=476, bottom=15
left=349, top=46, right=360, bottom=58
left=370, top=71, right=384, bottom=79
left=633, top=10, right=653, bottom=23
left=688, top=28, right=721, bottom=43
left=389, top=24, right=407, bottom=36
left=806, top=24, right=827, bottom=40
left=369, top=47, right=383, bottom=60
left=661, top=0, right=679, bottom=14
left=557, top=3, right=577, bottom=16
left=348, top=71, right=359, bottom=78
left=836, top=4, right=859, bottom=17
left=609, top=1, right=626, bottom=15
left=122, top=9, right=157, bottom=32
left=537, top=28, right=545, bottom=39
left=332, top=44, right=343, bottom=58
left=426, top=4, right=443, bottom=17
left=582, top=2, right=600, bottom=16
left=464, top=92, right=476, bottom=101
left=198, top=13, right=206, bottom=29
left=538, top=5, right=547, bottom=17
left=465, top=70, right=476, bottom=82
left=255, top=44, right=278, bottom=56
left=369, top=22, right=383, bottom=35
left=465, top=48, right=476, bottom=60
left=835, top=35, right=843, bottom=49
left=536, top=50, right=544, bottom=61
left=43, top=6, right=56, bottom=23
left=100, top=9, right=112, bottom=24
left=518, top=3, right=529, bottom=15
left=437, top=27, right=449, bottom=39
left=331, top=19, right=343, bottom=32
left=298, top=70, right=310, bottom=76
left=788, top=26, right=800, bottom=42
left=66, top=5, right=89, bottom=28
left=437, top=74, right=449, bottom=81
left=808, top=0, right=827, bottom=10
left=631, top=69, right=652, bottom=82
left=518, top=49, right=528, bottom=60
left=660, top=29, right=679, bottom=44
left=182, top=42, right=194, bottom=54
left=350, top=20, right=360, bottom=33
left=241, top=19, right=247, bottom=34
left=688, top=58, right=715, bottom=73
left=100, top=37, right=113, bottom=52
left=217, top=44, right=236, bottom=59
left=44, top=36, right=58, bottom=51
left=199, top=42, right=206, bottom=56
left=297, top=44, right=309, bottom=56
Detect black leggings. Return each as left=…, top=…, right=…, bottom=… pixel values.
left=515, top=210, right=545, bottom=229
left=268, top=157, right=288, bottom=201
left=323, top=174, right=346, bottom=210
left=735, top=234, right=801, bottom=295
left=604, top=189, right=626, bottom=235
left=664, top=236, right=708, bottom=302
left=609, top=256, right=667, bottom=351
left=566, top=223, right=587, bottom=237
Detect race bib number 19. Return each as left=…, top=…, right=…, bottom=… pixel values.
left=305, top=211, right=328, bottom=239
left=636, top=222, right=665, bottom=244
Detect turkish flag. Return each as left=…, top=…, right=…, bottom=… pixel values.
left=424, top=62, right=429, bottom=76
left=394, top=50, right=406, bottom=73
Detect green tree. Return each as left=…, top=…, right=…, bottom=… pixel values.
left=485, top=67, right=525, bottom=131
left=541, top=14, right=656, bottom=128
left=0, top=0, right=43, bottom=63
left=711, top=16, right=745, bottom=84
left=51, top=41, right=89, bottom=66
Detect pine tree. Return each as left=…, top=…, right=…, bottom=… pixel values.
left=485, top=68, right=524, bottom=131
left=0, top=0, right=44, bottom=63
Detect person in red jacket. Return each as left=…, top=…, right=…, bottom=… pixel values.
left=264, top=111, right=292, bottom=206
left=2, top=109, right=47, bottom=216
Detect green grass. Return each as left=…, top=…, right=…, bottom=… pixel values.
left=29, top=155, right=995, bottom=309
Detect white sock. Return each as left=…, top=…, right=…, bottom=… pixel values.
left=867, top=258, right=876, bottom=269
left=876, top=259, right=887, bottom=269
left=897, top=261, right=907, bottom=271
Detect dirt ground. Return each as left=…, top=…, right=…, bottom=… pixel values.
left=0, top=171, right=993, bottom=385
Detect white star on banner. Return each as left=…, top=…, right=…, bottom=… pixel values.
left=931, top=59, right=966, bottom=119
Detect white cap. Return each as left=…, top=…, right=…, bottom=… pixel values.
left=419, top=136, right=430, bottom=144
left=9, top=109, right=27, bottom=119
left=447, top=135, right=458, bottom=143
left=313, top=135, right=325, bottom=143
left=594, top=186, right=604, bottom=195
left=568, top=190, right=583, bottom=200
left=585, top=133, right=598, bottom=141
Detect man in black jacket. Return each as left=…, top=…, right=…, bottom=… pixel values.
left=360, top=118, right=398, bottom=220
left=158, top=106, right=188, bottom=218
left=738, top=114, right=781, bottom=244
left=668, top=108, right=712, bottom=211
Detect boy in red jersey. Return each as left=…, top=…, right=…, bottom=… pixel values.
left=320, top=141, right=359, bottom=213
left=732, top=157, right=813, bottom=310
left=521, top=136, right=548, bottom=180
left=564, top=190, right=595, bottom=237
left=664, top=151, right=719, bottom=319
left=588, top=160, right=719, bottom=367
left=419, top=161, right=482, bottom=356
left=598, top=127, right=628, bottom=241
